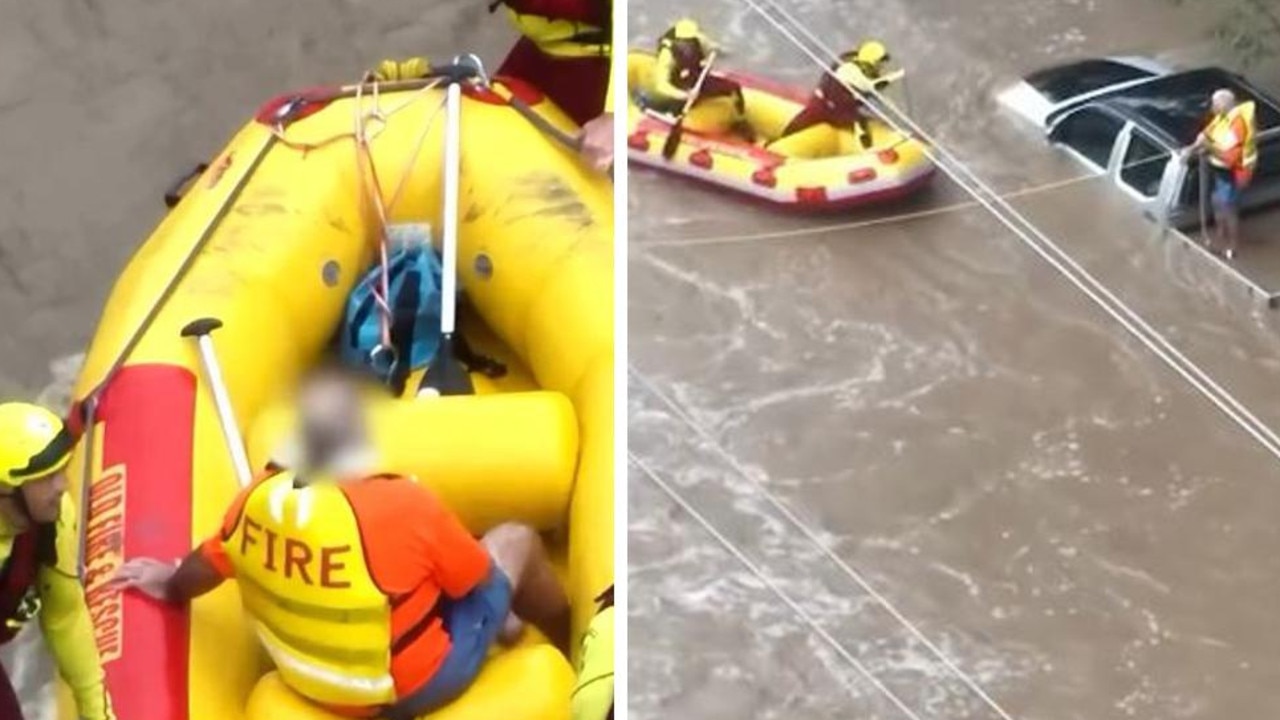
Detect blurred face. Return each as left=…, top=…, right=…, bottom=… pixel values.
left=297, top=373, right=367, bottom=469
left=19, top=470, right=66, bottom=524
left=1212, top=91, right=1234, bottom=114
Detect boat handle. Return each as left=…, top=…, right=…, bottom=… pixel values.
left=163, top=162, right=210, bottom=209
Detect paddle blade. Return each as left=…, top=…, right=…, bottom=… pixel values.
left=417, top=334, right=475, bottom=397
left=662, top=122, right=683, bottom=160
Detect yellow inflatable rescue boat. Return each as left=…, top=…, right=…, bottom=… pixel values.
left=627, top=50, right=934, bottom=211
left=60, top=61, right=612, bottom=720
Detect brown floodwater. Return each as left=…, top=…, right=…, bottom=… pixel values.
left=629, top=0, right=1280, bottom=718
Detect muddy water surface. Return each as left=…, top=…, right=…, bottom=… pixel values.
left=629, top=1, right=1280, bottom=718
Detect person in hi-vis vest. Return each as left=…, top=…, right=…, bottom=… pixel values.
left=1185, top=88, right=1258, bottom=260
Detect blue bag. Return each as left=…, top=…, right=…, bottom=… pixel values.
left=340, top=224, right=444, bottom=383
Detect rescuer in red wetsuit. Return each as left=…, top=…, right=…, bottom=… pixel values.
left=488, top=0, right=612, bottom=129
left=649, top=20, right=745, bottom=116
left=776, top=41, right=903, bottom=150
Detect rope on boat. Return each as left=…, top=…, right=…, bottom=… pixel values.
left=353, top=76, right=404, bottom=369
left=69, top=67, right=458, bottom=576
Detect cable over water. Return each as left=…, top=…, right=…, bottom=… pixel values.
left=739, top=0, right=1280, bottom=465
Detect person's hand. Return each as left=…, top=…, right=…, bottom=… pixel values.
left=579, top=113, right=614, bottom=173
left=111, top=557, right=178, bottom=602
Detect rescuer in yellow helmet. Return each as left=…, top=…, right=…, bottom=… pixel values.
left=649, top=17, right=752, bottom=137
left=0, top=402, right=117, bottom=720
left=774, top=39, right=905, bottom=150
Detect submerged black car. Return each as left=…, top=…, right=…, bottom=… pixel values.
left=1000, top=58, right=1280, bottom=228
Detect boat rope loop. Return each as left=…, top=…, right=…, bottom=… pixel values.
left=348, top=59, right=493, bottom=383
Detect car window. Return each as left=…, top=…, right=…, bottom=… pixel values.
left=1053, top=109, right=1125, bottom=169
left=1119, top=130, right=1169, bottom=198
left=1179, top=162, right=1202, bottom=208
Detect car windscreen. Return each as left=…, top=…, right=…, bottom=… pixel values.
left=1025, top=60, right=1157, bottom=104
left=1105, top=69, right=1280, bottom=144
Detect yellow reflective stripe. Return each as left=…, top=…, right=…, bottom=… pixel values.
left=237, top=573, right=384, bottom=623
left=257, top=626, right=396, bottom=702
left=254, top=616, right=387, bottom=665
left=237, top=577, right=387, bottom=665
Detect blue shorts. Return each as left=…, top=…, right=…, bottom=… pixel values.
left=386, top=567, right=512, bottom=719
left=1211, top=169, right=1241, bottom=210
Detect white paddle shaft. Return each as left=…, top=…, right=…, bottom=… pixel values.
left=191, top=333, right=253, bottom=487
left=441, top=81, right=462, bottom=336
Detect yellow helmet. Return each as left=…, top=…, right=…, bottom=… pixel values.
left=0, top=403, right=72, bottom=490
left=856, top=40, right=889, bottom=65
left=672, top=18, right=700, bottom=40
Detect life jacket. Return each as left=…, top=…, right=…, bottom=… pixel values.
left=657, top=30, right=707, bottom=92
left=1205, top=100, right=1258, bottom=180
left=0, top=524, right=54, bottom=645
left=571, top=585, right=614, bottom=720
left=490, top=0, right=610, bottom=59
left=221, top=471, right=440, bottom=708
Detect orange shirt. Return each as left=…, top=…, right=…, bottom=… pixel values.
left=200, top=472, right=492, bottom=701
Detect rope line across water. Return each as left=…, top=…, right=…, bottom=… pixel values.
left=630, top=451, right=928, bottom=720
left=638, top=171, right=1102, bottom=247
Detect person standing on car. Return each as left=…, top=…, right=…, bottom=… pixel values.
left=1187, top=88, right=1257, bottom=259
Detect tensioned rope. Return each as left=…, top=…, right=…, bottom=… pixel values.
left=630, top=451, right=928, bottom=719
left=638, top=170, right=1101, bottom=247
left=631, top=367, right=1012, bottom=719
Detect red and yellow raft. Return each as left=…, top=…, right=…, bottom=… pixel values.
left=59, top=69, right=612, bottom=720
left=626, top=50, right=935, bottom=211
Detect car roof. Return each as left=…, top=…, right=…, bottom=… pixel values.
left=1050, top=67, right=1280, bottom=146
left=1024, top=58, right=1165, bottom=105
